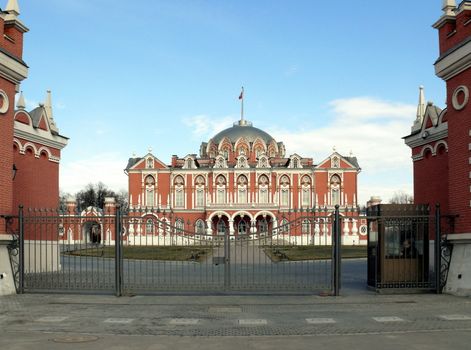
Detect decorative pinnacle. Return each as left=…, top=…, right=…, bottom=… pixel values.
left=442, top=0, right=456, bottom=16
left=16, top=91, right=25, bottom=109
left=148, top=147, right=153, bottom=154
left=5, top=0, right=20, bottom=16
left=416, top=85, right=426, bottom=122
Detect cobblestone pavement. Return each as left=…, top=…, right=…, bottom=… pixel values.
left=1, top=293, right=471, bottom=349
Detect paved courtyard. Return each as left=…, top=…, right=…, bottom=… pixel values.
left=1, top=286, right=471, bottom=349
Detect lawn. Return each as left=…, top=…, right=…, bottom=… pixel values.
left=265, top=245, right=367, bottom=262
left=66, top=246, right=212, bottom=262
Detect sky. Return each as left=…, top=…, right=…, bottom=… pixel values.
left=16, top=0, right=447, bottom=204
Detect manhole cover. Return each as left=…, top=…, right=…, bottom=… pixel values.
left=51, top=335, right=99, bottom=343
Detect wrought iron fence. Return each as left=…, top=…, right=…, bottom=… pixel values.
left=12, top=206, right=347, bottom=295
left=8, top=203, right=447, bottom=295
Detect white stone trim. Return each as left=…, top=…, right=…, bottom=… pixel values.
left=435, top=39, right=471, bottom=81
left=452, top=85, right=469, bottom=110
left=14, top=123, right=68, bottom=150
left=0, top=89, right=9, bottom=114
left=0, top=51, right=28, bottom=84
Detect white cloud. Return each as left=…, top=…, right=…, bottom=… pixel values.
left=183, top=114, right=234, bottom=140
left=268, top=96, right=416, bottom=204
left=284, top=65, right=299, bottom=77
left=60, top=153, right=128, bottom=195
left=329, top=97, right=416, bottom=121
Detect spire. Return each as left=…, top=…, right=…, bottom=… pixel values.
left=411, top=86, right=427, bottom=132
left=5, top=0, right=20, bottom=16
left=442, top=0, right=456, bottom=16
left=44, top=90, right=59, bottom=133
left=416, top=85, right=426, bottom=122
left=16, top=91, right=25, bottom=109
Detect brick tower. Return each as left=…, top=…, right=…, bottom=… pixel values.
left=405, top=1, right=471, bottom=295
left=0, top=0, right=28, bottom=233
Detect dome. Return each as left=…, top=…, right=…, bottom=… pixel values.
left=211, top=120, right=275, bottom=145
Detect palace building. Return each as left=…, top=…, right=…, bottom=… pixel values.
left=125, top=117, right=364, bottom=245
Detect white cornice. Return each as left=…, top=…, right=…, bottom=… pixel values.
left=14, top=122, right=68, bottom=150
left=404, top=123, right=448, bottom=148
left=0, top=51, right=28, bottom=84
left=435, top=40, right=471, bottom=80
left=432, top=15, right=456, bottom=29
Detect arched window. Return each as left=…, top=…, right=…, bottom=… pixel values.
left=175, top=218, right=184, bottom=234
left=330, top=174, right=341, bottom=206
left=257, top=217, right=268, bottom=234
left=146, top=158, right=153, bottom=169
left=216, top=175, right=226, bottom=204
left=332, top=156, right=340, bottom=168
left=195, top=220, right=205, bottom=234
left=146, top=219, right=154, bottom=234
left=302, top=219, right=310, bottom=234
left=145, top=175, right=155, bottom=207
left=174, top=176, right=185, bottom=208
left=280, top=175, right=290, bottom=207
left=258, top=175, right=269, bottom=204
left=217, top=219, right=226, bottom=235
left=280, top=218, right=290, bottom=234
left=194, top=176, right=205, bottom=208
left=301, top=176, right=311, bottom=207
left=237, top=175, right=248, bottom=204
left=238, top=218, right=248, bottom=235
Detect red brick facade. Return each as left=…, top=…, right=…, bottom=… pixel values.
left=0, top=3, right=68, bottom=234
left=405, top=1, right=471, bottom=234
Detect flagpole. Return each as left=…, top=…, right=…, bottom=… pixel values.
left=241, top=86, right=244, bottom=123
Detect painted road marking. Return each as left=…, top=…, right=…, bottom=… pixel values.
left=372, top=317, right=405, bottom=322
left=238, top=319, right=267, bottom=326
left=36, top=316, right=69, bottom=322
left=306, top=318, right=336, bottom=324
left=169, top=318, right=200, bottom=325
left=103, top=318, right=135, bottom=324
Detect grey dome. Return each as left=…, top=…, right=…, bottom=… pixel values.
left=211, top=121, right=275, bottom=144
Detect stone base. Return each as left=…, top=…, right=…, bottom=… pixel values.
left=444, top=235, right=471, bottom=296
left=0, top=235, right=16, bottom=296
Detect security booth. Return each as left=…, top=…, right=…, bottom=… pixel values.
left=367, top=204, right=434, bottom=291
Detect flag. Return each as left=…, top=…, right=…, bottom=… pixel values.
left=239, top=88, right=244, bottom=100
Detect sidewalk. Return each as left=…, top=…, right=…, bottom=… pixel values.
left=1, top=291, right=471, bottom=349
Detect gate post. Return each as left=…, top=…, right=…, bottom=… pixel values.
left=435, top=203, right=441, bottom=294
left=224, top=225, right=230, bottom=290
left=115, top=206, right=122, bottom=297
left=332, top=205, right=341, bottom=296
left=18, top=205, right=24, bottom=294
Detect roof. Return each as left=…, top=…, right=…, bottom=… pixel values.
left=29, top=106, right=44, bottom=128
left=125, top=157, right=142, bottom=170
left=211, top=122, right=275, bottom=144
left=344, top=156, right=360, bottom=169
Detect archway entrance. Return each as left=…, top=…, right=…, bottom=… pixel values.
left=82, top=221, right=101, bottom=244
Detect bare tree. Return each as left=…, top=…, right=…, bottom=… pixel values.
left=74, top=182, right=128, bottom=210
left=389, top=191, right=413, bottom=204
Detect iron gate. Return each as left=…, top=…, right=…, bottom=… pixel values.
left=13, top=206, right=342, bottom=295
left=10, top=204, right=451, bottom=295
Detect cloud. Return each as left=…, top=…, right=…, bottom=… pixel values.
left=60, top=153, right=128, bottom=195
left=329, top=97, right=416, bottom=121
left=284, top=65, right=299, bottom=77
left=268, top=96, right=416, bottom=204
left=183, top=114, right=234, bottom=140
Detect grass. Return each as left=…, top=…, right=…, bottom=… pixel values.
left=265, top=245, right=367, bottom=262
left=65, top=246, right=212, bottom=262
